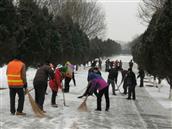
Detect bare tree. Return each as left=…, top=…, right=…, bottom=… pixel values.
left=138, top=0, right=166, bottom=25
left=35, top=0, right=106, bottom=39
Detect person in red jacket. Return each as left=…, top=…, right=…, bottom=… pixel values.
left=49, top=65, right=67, bottom=107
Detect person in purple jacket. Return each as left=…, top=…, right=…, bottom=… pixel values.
left=88, top=72, right=110, bottom=111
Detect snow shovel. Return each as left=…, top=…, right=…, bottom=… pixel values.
left=25, top=89, right=45, bottom=118
left=78, top=95, right=89, bottom=112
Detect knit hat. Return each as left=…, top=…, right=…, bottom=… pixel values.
left=60, top=66, right=67, bottom=73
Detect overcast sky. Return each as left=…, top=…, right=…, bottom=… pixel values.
left=98, top=0, right=147, bottom=43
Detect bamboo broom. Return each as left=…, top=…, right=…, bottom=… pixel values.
left=25, top=89, right=45, bottom=118
left=78, top=95, right=89, bottom=112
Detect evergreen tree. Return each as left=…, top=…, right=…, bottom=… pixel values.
left=0, top=0, right=17, bottom=66
left=132, top=0, right=172, bottom=99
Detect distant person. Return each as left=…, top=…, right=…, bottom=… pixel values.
left=64, top=61, right=73, bottom=93
left=126, top=68, right=137, bottom=100
left=33, top=61, right=54, bottom=112
left=107, top=65, right=118, bottom=95
left=91, top=60, right=97, bottom=68
left=121, top=69, right=128, bottom=95
left=71, top=64, right=76, bottom=86
left=129, top=59, right=133, bottom=69
left=98, top=58, right=102, bottom=70
left=119, top=60, right=123, bottom=70
left=105, top=59, right=110, bottom=72
left=6, top=55, right=27, bottom=115
left=137, top=67, right=145, bottom=87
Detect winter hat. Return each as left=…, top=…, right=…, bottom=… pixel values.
left=60, top=66, right=67, bottom=74
left=88, top=72, right=101, bottom=81
left=65, top=61, right=71, bottom=65
left=57, top=64, right=63, bottom=68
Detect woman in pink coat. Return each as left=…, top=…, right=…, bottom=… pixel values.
left=88, top=72, right=110, bottom=111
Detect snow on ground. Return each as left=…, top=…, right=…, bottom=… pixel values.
left=143, top=76, right=172, bottom=110
left=0, top=54, right=171, bottom=129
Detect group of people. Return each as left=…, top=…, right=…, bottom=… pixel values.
left=6, top=55, right=76, bottom=115
left=6, top=55, right=145, bottom=115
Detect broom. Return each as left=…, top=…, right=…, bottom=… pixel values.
left=78, top=82, right=92, bottom=111
left=0, top=88, right=7, bottom=90
left=25, top=89, right=45, bottom=118
left=77, top=95, right=89, bottom=112
left=25, top=88, right=34, bottom=95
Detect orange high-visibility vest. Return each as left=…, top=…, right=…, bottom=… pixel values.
left=7, top=60, right=25, bottom=87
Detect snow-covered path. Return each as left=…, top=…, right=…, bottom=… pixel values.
left=1, top=55, right=172, bottom=129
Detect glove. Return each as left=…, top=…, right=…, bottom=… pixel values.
left=24, top=83, right=27, bottom=89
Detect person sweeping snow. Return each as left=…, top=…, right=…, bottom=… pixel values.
left=79, top=72, right=110, bottom=111
left=49, top=65, right=67, bottom=107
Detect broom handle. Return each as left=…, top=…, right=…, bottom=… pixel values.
left=84, top=95, right=89, bottom=102
left=61, top=81, right=66, bottom=106
left=25, top=88, right=34, bottom=95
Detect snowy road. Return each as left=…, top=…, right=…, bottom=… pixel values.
left=0, top=55, right=172, bottom=129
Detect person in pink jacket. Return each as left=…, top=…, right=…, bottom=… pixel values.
left=88, top=72, right=110, bottom=111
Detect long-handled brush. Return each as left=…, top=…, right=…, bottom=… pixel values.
left=25, top=89, right=45, bottom=118
left=78, top=95, right=89, bottom=112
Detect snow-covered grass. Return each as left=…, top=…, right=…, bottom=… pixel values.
left=143, top=76, right=172, bottom=110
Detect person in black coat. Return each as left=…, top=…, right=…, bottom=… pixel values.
left=121, top=69, right=128, bottom=95
left=137, top=67, right=145, bottom=87
left=33, top=61, right=54, bottom=112
left=107, top=65, right=118, bottom=95
left=126, top=68, right=137, bottom=100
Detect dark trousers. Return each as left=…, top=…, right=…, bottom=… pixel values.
left=9, top=88, right=24, bottom=114
left=107, top=79, right=116, bottom=94
left=96, top=87, right=110, bottom=110
left=128, top=86, right=136, bottom=99
left=72, top=72, right=76, bottom=86
left=123, top=81, right=128, bottom=94
left=64, top=77, right=71, bottom=92
left=34, top=83, right=47, bottom=110
left=140, top=78, right=144, bottom=87
left=51, top=90, right=57, bottom=105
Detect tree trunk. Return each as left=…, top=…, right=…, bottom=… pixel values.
left=169, top=85, right=172, bottom=100
left=166, top=77, right=172, bottom=100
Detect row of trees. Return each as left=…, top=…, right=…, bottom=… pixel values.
left=132, top=0, right=172, bottom=99
left=0, top=0, right=121, bottom=67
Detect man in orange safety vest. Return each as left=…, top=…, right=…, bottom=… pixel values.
left=6, top=55, right=27, bottom=115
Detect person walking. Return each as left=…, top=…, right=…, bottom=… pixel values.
left=64, top=61, right=73, bottom=93
left=107, top=65, right=118, bottom=95
left=33, top=61, right=54, bottom=112
left=121, top=69, right=128, bottom=95
left=71, top=64, right=76, bottom=86
left=98, top=58, right=102, bottom=70
left=137, top=67, right=145, bottom=87
left=126, top=68, right=137, bottom=100
left=6, top=55, right=27, bottom=115
left=129, top=60, right=133, bottom=69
